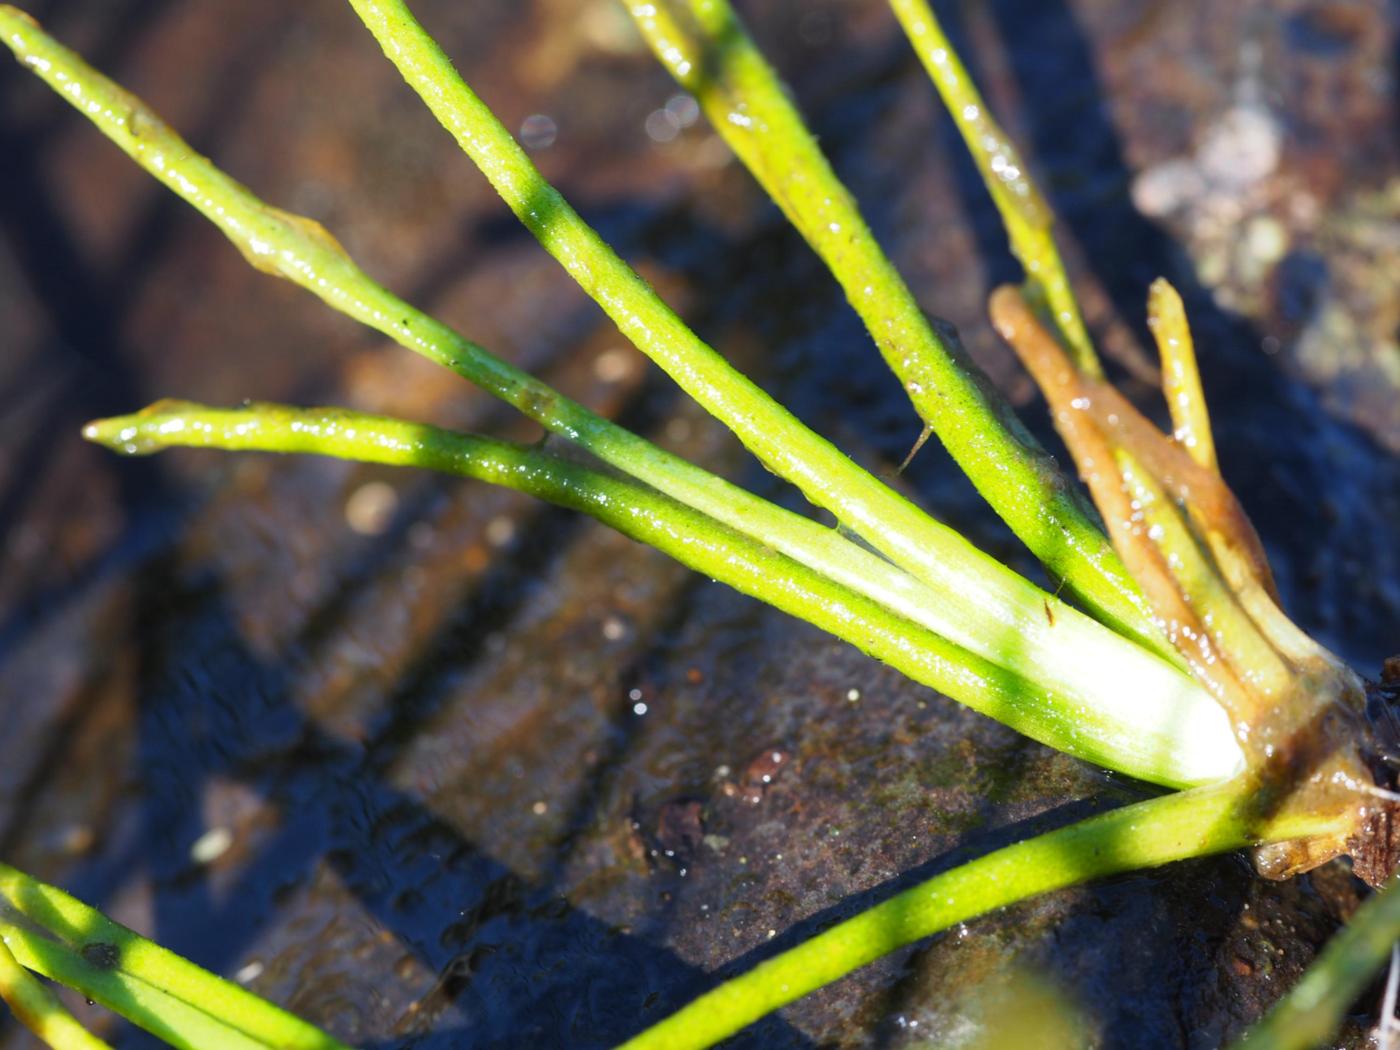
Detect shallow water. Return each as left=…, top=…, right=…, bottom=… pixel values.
left=0, top=1, right=1396, bottom=1047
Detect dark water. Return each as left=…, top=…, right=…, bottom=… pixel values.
left=0, top=1, right=1396, bottom=1047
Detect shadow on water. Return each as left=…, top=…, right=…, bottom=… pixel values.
left=2, top=1, right=1397, bottom=1047
left=0, top=15, right=806, bottom=1045
left=0, top=3, right=284, bottom=662
left=51, top=496, right=812, bottom=1048
left=0, top=162, right=816, bottom=1045
left=679, top=1, right=1396, bottom=1044
left=983, top=0, right=1398, bottom=670
left=804, top=0, right=1399, bottom=670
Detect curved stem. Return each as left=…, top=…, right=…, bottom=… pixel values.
left=0, top=936, right=110, bottom=1050
left=619, top=776, right=1344, bottom=1050
left=85, top=400, right=1231, bottom=785
left=0, top=4, right=1239, bottom=786
left=887, top=0, right=1100, bottom=377
left=341, top=0, right=1181, bottom=671
left=621, top=0, right=1165, bottom=657
left=0, top=864, right=346, bottom=1049
left=0, top=924, right=269, bottom=1050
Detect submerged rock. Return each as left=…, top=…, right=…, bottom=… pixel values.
left=0, top=0, right=1394, bottom=1047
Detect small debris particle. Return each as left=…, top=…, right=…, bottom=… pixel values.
left=484, top=516, right=516, bottom=547
left=58, top=823, right=95, bottom=856
left=344, top=481, right=397, bottom=536
left=594, top=348, right=635, bottom=382
left=81, top=943, right=120, bottom=970
left=1244, top=216, right=1288, bottom=267
left=1131, top=158, right=1205, bottom=218
left=737, top=746, right=791, bottom=804
left=1196, top=105, right=1281, bottom=188
left=190, top=826, right=233, bottom=865
left=656, top=799, right=705, bottom=859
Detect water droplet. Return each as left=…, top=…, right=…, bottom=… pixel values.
left=665, top=93, right=699, bottom=128
left=518, top=113, right=557, bottom=150
left=645, top=107, right=682, bottom=143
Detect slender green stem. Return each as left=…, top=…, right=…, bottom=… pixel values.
left=1234, top=874, right=1400, bottom=1050
left=339, top=1, right=1241, bottom=782
left=340, top=0, right=1177, bottom=660
left=0, top=924, right=269, bottom=1050
left=0, top=864, right=346, bottom=1049
left=3, top=9, right=1370, bottom=1050
left=1, top=5, right=1241, bottom=786
left=618, top=776, right=1344, bottom=1050
left=84, top=400, right=1232, bottom=785
left=887, top=0, right=1101, bottom=378
left=0, top=936, right=110, bottom=1050
left=623, top=0, right=1169, bottom=661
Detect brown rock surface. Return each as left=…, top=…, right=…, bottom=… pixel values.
left=0, top=1, right=1395, bottom=1046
